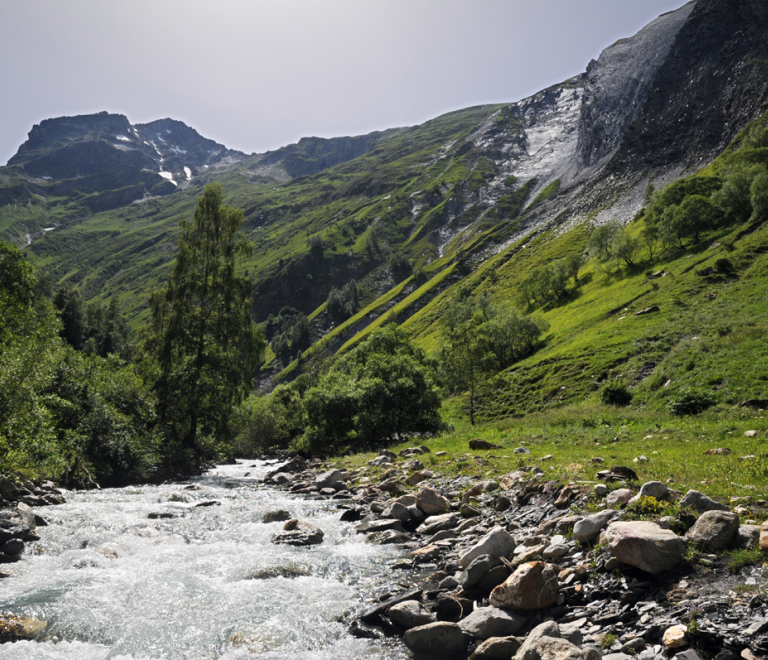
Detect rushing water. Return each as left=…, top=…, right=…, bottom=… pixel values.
left=0, top=461, right=410, bottom=660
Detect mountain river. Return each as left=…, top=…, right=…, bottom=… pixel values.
left=0, top=460, right=410, bottom=660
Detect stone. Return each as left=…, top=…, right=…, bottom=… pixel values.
left=439, top=575, right=460, bottom=590
left=0, top=613, right=46, bottom=642
left=685, top=510, right=739, bottom=551
left=760, top=520, right=768, bottom=551
left=489, top=561, right=558, bottom=611
left=356, top=519, right=407, bottom=534
left=513, top=446, right=530, bottom=454
left=679, top=490, right=729, bottom=513
left=514, top=621, right=600, bottom=660
left=410, top=544, right=441, bottom=561
left=369, top=455, right=391, bottom=467
left=477, top=565, right=511, bottom=592
left=606, top=488, right=633, bottom=507
left=316, top=469, right=342, bottom=489
left=435, top=594, right=464, bottom=622
left=543, top=544, right=569, bottom=559
left=594, top=484, right=609, bottom=496
left=605, top=521, right=686, bottom=574
left=460, top=554, right=494, bottom=588
left=461, top=503, right=481, bottom=518
left=416, top=487, right=450, bottom=515
left=360, top=589, right=423, bottom=624
left=16, top=502, right=36, bottom=530
left=470, top=439, right=503, bottom=450
left=459, top=607, right=526, bottom=639
left=418, top=513, right=460, bottom=536
left=388, top=600, right=434, bottom=629
left=405, top=472, right=426, bottom=486
left=745, top=430, right=759, bottom=438
left=573, top=510, right=619, bottom=544
left=470, top=636, right=521, bottom=660
left=273, top=473, right=294, bottom=485
left=271, top=522, right=324, bottom=546
left=610, top=465, right=638, bottom=481
left=662, top=624, right=687, bottom=648
left=403, top=622, right=468, bottom=657
left=631, top=481, right=671, bottom=502
left=459, top=526, right=516, bottom=568
left=499, top=471, right=528, bottom=490
left=381, top=502, right=411, bottom=523
left=675, top=651, right=704, bottom=660
left=408, top=505, right=425, bottom=524
left=738, top=524, right=760, bottom=548
left=261, top=509, right=292, bottom=523
left=0, top=539, right=25, bottom=556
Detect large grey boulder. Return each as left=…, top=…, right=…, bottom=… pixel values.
left=416, top=487, right=450, bottom=515
left=315, top=470, right=342, bottom=489
left=515, top=621, right=600, bottom=660
left=572, top=510, right=619, bottom=544
left=739, top=524, right=761, bottom=549
left=604, top=521, right=685, bottom=574
left=15, top=503, right=36, bottom=530
left=403, top=621, right=468, bottom=657
left=629, top=481, right=671, bottom=503
left=460, top=554, right=495, bottom=589
left=459, top=526, right=516, bottom=568
left=489, top=562, right=558, bottom=611
left=458, top=606, right=526, bottom=639
left=679, top=490, right=729, bottom=514
left=387, top=600, right=434, bottom=629
left=606, top=488, right=633, bottom=508
left=685, top=510, right=739, bottom=551
left=418, top=513, right=460, bottom=536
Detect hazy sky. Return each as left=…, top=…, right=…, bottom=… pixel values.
left=1, top=0, right=688, bottom=165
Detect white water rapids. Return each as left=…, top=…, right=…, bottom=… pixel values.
left=0, top=461, right=410, bottom=660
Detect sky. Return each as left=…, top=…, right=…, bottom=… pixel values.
left=0, top=0, right=689, bottom=165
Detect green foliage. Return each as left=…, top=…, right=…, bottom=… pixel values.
left=611, top=228, right=640, bottom=268
left=728, top=548, right=764, bottom=574
left=588, top=221, right=622, bottom=263
left=668, top=388, right=716, bottom=416
left=140, top=184, right=265, bottom=468
left=517, top=254, right=583, bottom=309
left=327, top=280, right=361, bottom=321
left=389, top=251, right=413, bottom=282
left=601, top=382, right=633, bottom=407
left=437, top=293, right=548, bottom=424
left=301, top=324, right=441, bottom=453
left=267, top=307, right=311, bottom=365
left=0, top=240, right=35, bottom=342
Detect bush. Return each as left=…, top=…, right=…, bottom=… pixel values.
left=668, top=388, right=716, bottom=416
left=601, top=383, right=633, bottom=407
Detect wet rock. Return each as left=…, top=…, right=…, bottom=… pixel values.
left=606, top=488, right=633, bottom=507
left=271, top=521, right=324, bottom=546
left=357, top=519, right=407, bottom=534
left=440, top=575, right=460, bottom=590
left=147, top=512, right=175, bottom=519
left=273, top=473, right=294, bottom=485
left=679, top=490, right=730, bottom=513
left=246, top=563, right=312, bottom=579
left=685, top=510, right=739, bottom=551
left=0, top=539, right=25, bottom=556
left=573, top=510, right=619, bottom=544
left=339, top=508, right=364, bottom=522
left=16, top=502, right=36, bottom=530
left=348, top=620, right=380, bottom=639
left=489, top=561, right=559, bottom=611
left=0, top=613, right=46, bottom=642
left=360, top=588, right=423, bottom=624
left=470, top=635, right=521, bottom=660
left=388, top=600, right=434, bottom=629
left=403, top=621, right=468, bottom=657
left=371, top=529, right=412, bottom=545
left=410, top=544, right=441, bottom=561
left=416, top=487, right=450, bottom=515
left=605, top=521, right=685, bottom=574
left=459, top=606, right=526, bottom=639
left=459, top=526, right=516, bottom=568
left=418, top=513, right=460, bottom=536
left=261, top=509, right=292, bottom=523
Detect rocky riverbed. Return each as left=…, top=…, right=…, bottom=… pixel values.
left=2, top=450, right=768, bottom=660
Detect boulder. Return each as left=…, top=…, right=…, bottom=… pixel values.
left=459, top=607, right=526, bottom=639
left=0, top=613, right=46, bottom=642
left=470, top=439, right=503, bottom=450
left=461, top=503, right=481, bottom=518
left=489, top=561, right=558, bottom=611
left=416, top=487, right=450, bottom=515
left=410, top=544, right=441, bottom=561
left=271, top=521, right=324, bottom=546
left=630, top=480, right=671, bottom=502
left=388, top=600, right=434, bottom=629
left=0, top=539, right=25, bottom=556
left=381, top=502, right=411, bottom=523
left=606, top=488, right=633, bottom=507
left=605, top=521, right=685, bottom=574
left=459, top=526, right=516, bottom=568
left=315, top=469, right=342, bottom=489
left=662, top=624, right=687, bottom=648
left=356, top=519, right=407, bottom=534
left=514, top=621, right=600, bottom=660
left=761, top=520, right=768, bottom=551
left=261, top=509, right=292, bottom=523
left=406, top=472, right=427, bottom=486
left=459, top=554, right=494, bottom=589
left=499, top=471, right=528, bottom=491
left=418, top=513, right=460, bottom=536
left=403, top=621, right=468, bottom=657
left=685, top=510, right=739, bottom=551
left=738, top=524, right=761, bottom=549
left=477, top=565, right=511, bottom=593
left=16, top=502, right=36, bottom=530
left=470, top=636, right=521, bottom=660
left=679, top=490, right=729, bottom=514
left=572, top=510, right=619, bottom=544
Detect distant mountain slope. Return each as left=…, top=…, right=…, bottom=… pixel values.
left=1, top=0, right=767, bottom=392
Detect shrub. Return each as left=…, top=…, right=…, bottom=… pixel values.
left=601, top=383, right=633, bottom=407
left=668, top=388, right=716, bottom=416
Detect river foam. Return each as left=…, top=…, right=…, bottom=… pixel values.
left=0, top=461, right=408, bottom=659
